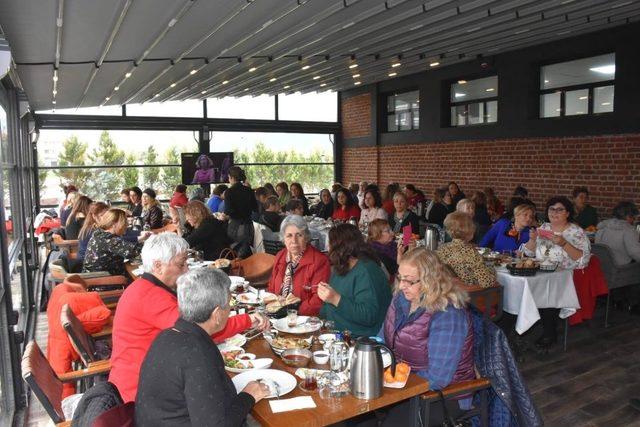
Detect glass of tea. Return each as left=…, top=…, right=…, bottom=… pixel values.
left=300, top=370, right=317, bottom=392
left=286, top=309, right=298, bottom=328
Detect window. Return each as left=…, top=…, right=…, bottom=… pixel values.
left=539, top=53, right=615, bottom=118
left=385, top=90, right=419, bottom=132
left=450, top=76, right=498, bottom=126
left=127, top=100, right=204, bottom=118
left=278, top=92, right=337, bottom=122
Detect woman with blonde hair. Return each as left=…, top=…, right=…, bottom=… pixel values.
left=182, top=200, right=230, bottom=260
left=378, top=247, right=474, bottom=425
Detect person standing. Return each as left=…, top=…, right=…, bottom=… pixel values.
left=223, top=166, right=258, bottom=257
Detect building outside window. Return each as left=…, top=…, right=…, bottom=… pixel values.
left=385, top=90, right=419, bottom=132
left=450, top=75, right=498, bottom=126
left=539, top=53, right=615, bottom=118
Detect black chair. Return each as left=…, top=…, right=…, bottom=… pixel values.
left=421, top=378, right=491, bottom=427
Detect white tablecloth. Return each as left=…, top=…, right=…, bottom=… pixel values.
left=496, top=268, right=580, bottom=334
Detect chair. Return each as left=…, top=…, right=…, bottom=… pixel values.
left=21, top=341, right=111, bottom=426
left=262, top=228, right=285, bottom=255
left=52, top=233, right=80, bottom=260
left=421, top=378, right=491, bottom=427
left=61, top=304, right=109, bottom=367
left=252, top=221, right=267, bottom=253
left=152, top=222, right=178, bottom=234
left=591, top=243, right=640, bottom=327
left=92, top=401, right=135, bottom=427
left=49, top=261, right=128, bottom=292
left=235, top=252, right=275, bottom=286
left=460, top=283, right=503, bottom=322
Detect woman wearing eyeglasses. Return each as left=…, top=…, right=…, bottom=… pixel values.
left=522, top=196, right=590, bottom=349
left=378, top=247, right=474, bottom=425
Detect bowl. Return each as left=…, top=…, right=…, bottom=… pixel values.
left=313, top=351, right=329, bottom=365
left=281, top=348, right=312, bottom=368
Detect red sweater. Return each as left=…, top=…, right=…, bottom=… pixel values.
left=108, top=274, right=251, bottom=402
left=169, top=192, right=189, bottom=208
left=267, top=245, right=331, bottom=316
left=332, top=205, right=361, bottom=222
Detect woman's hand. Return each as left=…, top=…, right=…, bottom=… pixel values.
left=552, top=234, right=568, bottom=248
left=528, top=228, right=538, bottom=243
left=249, top=313, right=270, bottom=331
left=396, top=239, right=416, bottom=264
left=317, top=282, right=341, bottom=306
left=242, top=381, right=271, bottom=403
left=137, top=231, right=152, bottom=242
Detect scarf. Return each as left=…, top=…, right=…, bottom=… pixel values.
left=392, top=211, right=410, bottom=233
left=281, top=250, right=304, bottom=296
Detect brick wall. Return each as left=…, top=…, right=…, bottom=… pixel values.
left=342, top=134, right=640, bottom=218
left=341, top=93, right=371, bottom=139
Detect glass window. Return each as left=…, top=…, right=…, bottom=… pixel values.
left=206, top=95, right=275, bottom=120
left=278, top=92, right=337, bottom=122
left=450, top=76, right=498, bottom=126
left=126, top=100, right=204, bottom=118
left=385, top=90, right=419, bottom=132
left=540, top=53, right=614, bottom=118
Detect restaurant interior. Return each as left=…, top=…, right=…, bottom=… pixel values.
left=0, top=0, right=639, bottom=426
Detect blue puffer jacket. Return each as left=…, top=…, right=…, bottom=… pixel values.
left=470, top=308, right=543, bottom=427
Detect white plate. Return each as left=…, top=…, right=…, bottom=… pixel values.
left=225, top=358, right=273, bottom=374
left=228, top=276, right=247, bottom=284
left=272, top=316, right=322, bottom=334
left=264, top=335, right=313, bottom=356
left=219, top=346, right=245, bottom=358
left=236, top=292, right=276, bottom=305
left=232, top=369, right=297, bottom=398
left=218, top=334, right=247, bottom=351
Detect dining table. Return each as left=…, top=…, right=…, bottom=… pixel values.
left=227, top=334, right=429, bottom=427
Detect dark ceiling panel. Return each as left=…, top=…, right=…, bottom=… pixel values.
left=0, top=0, right=57, bottom=63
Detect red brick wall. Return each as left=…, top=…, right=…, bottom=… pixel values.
left=342, top=134, right=640, bottom=218
left=341, top=93, right=371, bottom=139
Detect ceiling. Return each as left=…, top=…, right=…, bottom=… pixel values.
left=0, top=0, right=637, bottom=111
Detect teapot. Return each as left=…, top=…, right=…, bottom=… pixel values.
left=349, top=337, right=396, bottom=400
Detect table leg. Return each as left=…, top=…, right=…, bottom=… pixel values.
left=563, top=318, right=569, bottom=352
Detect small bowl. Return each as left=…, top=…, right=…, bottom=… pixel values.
left=313, top=351, right=329, bottom=365
left=281, top=348, right=312, bottom=367
left=236, top=353, right=256, bottom=361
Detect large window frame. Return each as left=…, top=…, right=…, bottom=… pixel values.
left=384, top=89, right=420, bottom=133
left=449, top=75, right=498, bottom=127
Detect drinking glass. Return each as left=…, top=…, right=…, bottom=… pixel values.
left=286, top=309, right=298, bottom=328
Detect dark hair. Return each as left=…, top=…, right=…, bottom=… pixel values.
left=120, top=188, right=130, bottom=196
left=433, top=188, right=446, bottom=203
left=545, top=196, right=575, bottom=222
left=405, top=184, right=417, bottom=193
left=361, top=188, right=382, bottom=209
left=129, top=186, right=142, bottom=198
left=448, top=182, right=461, bottom=193
left=175, top=184, right=187, bottom=193
left=383, top=183, right=400, bottom=201
left=335, top=188, right=355, bottom=208
left=319, top=189, right=332, bottom=203
left=143, top=188, right=157, bottom=199
left=63, top=184, right=78, bottom=195
left=263, top=195, right=280, bottom=210
left=290, top=182, right=304, bottom=198
left=264, top=183, right=277, bottom=195
left=328, top=224, right=380, bottom=276
left=331, top=183, right=343, bottom=193
left=276, top=182, right=289, bottom=192
left=228, top=166, right=246, bottom=182
left=612, top=201, right=639, bottom=220
left=471, top=191, right=487, bottom=207
left=513, top=185, right=528, bottom=198
left=255, top=187, right=269, bottom=199
left=285, top=199, right=304, bottom=213
left=67, top=195, right=93, bottom=227
left=212, top=184, right=228, bottom=196
left=572, top=186, right=589, bottom=198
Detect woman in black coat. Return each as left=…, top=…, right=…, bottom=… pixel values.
left=183, top=201, right=231, bottom=260
left=141, top=188, right=164, bottom=229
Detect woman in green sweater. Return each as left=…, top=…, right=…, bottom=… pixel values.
left=318, top=224, right=392, bottom=337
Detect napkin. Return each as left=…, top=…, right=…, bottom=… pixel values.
left=269, top=396, right=316, bottom=413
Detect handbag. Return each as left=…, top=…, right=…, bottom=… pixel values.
left=219, top=248, right=244, bottom=277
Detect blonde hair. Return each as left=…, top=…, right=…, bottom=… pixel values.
left=183, top=200, right=212, bottom=228
left=368, top=219, right=391, bottom=242
left=513, top=204, right=535, bottom=218
left=97, top=208, right=127, bottom=232
left=393, top=191, right=408, bottom=203
left=444, top=211, right=475, bottom=242
left=456, top=198, right=475, bottom=215
left=396, top=247, right=468, bottom=312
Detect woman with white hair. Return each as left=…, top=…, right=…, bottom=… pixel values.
left=109, top=233, right=269, bottom=402
left=136, top=269, right=269, bottom=426
left=267, top=215, right=330, bottom=316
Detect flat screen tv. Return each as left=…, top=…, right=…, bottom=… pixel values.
left=181, top=152, right=234, bottom=185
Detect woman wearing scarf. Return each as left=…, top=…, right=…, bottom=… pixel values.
left=388, top=191, right=420, bottom=234
left=267, top=215, right=330, bottom=316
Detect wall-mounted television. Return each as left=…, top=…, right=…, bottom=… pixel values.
left=181, top=152, right=234, bottom=185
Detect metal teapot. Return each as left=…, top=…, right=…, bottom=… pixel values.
left=349, top=337, right=396, bottom=400
left=423, top=223, right=441, bottom=250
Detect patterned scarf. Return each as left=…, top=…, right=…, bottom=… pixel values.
left=281, top=250, right=304, bottom=297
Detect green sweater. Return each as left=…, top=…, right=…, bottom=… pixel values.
left=320, top=259, right=392, bottom=337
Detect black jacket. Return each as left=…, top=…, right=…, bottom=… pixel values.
left=427, top=202, right=450, bottom=227
left=259, top=211, right=283, bottom=233
left=71, top=381, right=123, bottom=427
left=312, top=201, right=334, bottom=220
left=143, top=205, right=164, bottom=229
left=389, top=211, right=420, bottom=235
left=183, top=216, right=230, bottom=260
left=224, top=183, right=258, bottom=222
left=135, top=318, right=255, bottom=427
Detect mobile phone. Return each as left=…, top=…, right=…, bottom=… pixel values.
left=402, top=225, right=412, bottom=246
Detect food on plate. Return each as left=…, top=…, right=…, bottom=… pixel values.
left=225, top=359, right=254, bottom=369
left=213, top=258, right=231, bottom=268
left=237, top=294, right=252, bottom=303
left=265, top=293, right=301, bottom=313
left=270, top=336, right=310, bottom=350
left=262, top=293, right=278, bottom=304
left=384, top=362, right=410, bottom=383
left=222, top=350, right=243, bottom=362
left=514, top=258, right=538, bottom=269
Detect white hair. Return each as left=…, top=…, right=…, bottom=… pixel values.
left=141, top=232, right=189, bottom=273
left=177, top=269, right=230, bottom=323
left=279, top=214, right=310, bottom=242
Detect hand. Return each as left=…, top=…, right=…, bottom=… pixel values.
left=249, top=312, right=270, bottom=331
left=528, top=228, right=538, bottom=242
left=317, top=282, right=341, bottom=306
left=552, top=234, right=567, bottom=247
left=137, top=231, right=152, bottom=242
left=242, top=381, right=271, bottom=403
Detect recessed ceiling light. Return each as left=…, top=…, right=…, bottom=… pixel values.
left=458, top=80, right=467, bottom=84
left=388, top=72, right=397, bottom=77
left=313, top=76, right=321, bottom=80
left=544, top=79, right=549, bottom=83
left=190, top=69, right=198, bottom=75
left=485, top=88, right=495, bottom=92
left=589, top=65, right=615, bottom=75
left=52, top=90, right=57, bottom=95
left=302, top=65, right=310, bottom=70
left=269, top=77, right=277, bottom=82
left=52, top=75, right=58, bottom=82
left=249, top=67, right=257, bottom=72
left=155, top=93, right=160, bottom=97
left=429, top=61, right=440, bottom=67
left=244, top=88, right=249, bottom=91
left=579, top=96, right=588, bottom=100
left=52, top=100, right=56, bottom=104
left=125, top=72, right=132, bottom=78
left=170, top=83, right=176, bottom=87
left=114, top=86, right=120, bottom=91
left=555, top=108, right=561, bottom=112
left=320, top=83, right=327, bottom=87
left=222, top=80, right=229, bottom=85
left=283, top=85, right=290, bottom=89
left=352, top=74, right=360, bottom=78
left=201, top=90, right=207, bottom=94
left=354, top=81, right=361, bottom=86
left=601, top=102, right=611, bottom=106
left=105, top=97, right=110, bottom=101
left=391, top=62, right=401, bottom=68
left=349, top=64, right=358, bottom=69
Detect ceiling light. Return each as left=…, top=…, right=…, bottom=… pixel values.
left=52, top=90, right=57, bottom=95
left=114, top=86, right=120, bottom=91
left=313, top=76, right=321, bottom=80
left=190, top=69, right=198, bottom=75
left=105, top=97, right=110, bottom=101
left=349, top=64, right=358, bottom=69
left=269, top=78, right=277, bottom=82
left=201, top=90, right=207, bottom=94
left=429, top=62, right=440, bottom=67
left=222, top=80, right=229, bottom=85
left=52, top=100, right=56, bottom=104
left=601, top=102, right=611, bottom=106
left=170, top=83, right=176, bottom=87
left=485, top=88, right=495, bottom=92
left=302, top=65, right=310, bottom=70
left=244, top=88, right=249, bottom=91
left=320, top=83, right=327, bottom=87
left=155, top=94, right=160, bottom=97
left=555, top=108, right=561, bottom=112
left=249, top=67, right=257, bottom=72
left=125, top=72, right=132, bottom=78
left=388, top=72, right=397, bottom=77
left=354, top=81, right=361, bottom=86
left=391, top=63, right=401, bottom=68
left=284, top=85, right=290, bottom=89
left=579, top=96, right=588, bottom=100
left=52, top=74, right=58, bottom=82
left=589, top=65, right=615, bottom=75
left=544, top=79, right=549, bottom=83
left=352, top=74, right=360, bottom=78
left=455, top=93, right=466, bottom=98
left=458, top=80, right=467, bottom=84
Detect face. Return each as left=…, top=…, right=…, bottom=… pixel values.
left=397, top=262, right=422, bottom=304
left=449, top=184, right=458, bottom=195
left=444, top=192, right=452, bottom=204
left=291, top=206, right=304, bottom=216
left=364, top=192, right=376, bottom=209
left=257, top=194, right=268, bottom=204
left=321, top=191, right=331, bottom=204
left=213, top=299, right=232, bottom=331
left=291, top=186, right=301, bottom=197
left=514, top=209, right=535, bottom=228
left=405, top=187, right=415, bottom=197
left=141, top=193, right=152, bottom=206
left=156, top=252, right=189, bottom=289
left=276, top=186, right=285, bottom=197
left=337, top=192, right=348, bottom=207
left=283, top=225, right=307, bottom=256
left=574, top=192, right=588, bottom=207
left=376, top=225, right=395, bottom=244
left=394, top=196, right=407, bottom=212
left=459, top=204, right=474, bottom=216
left=129, top=191, right=139, bottom=204
left=548, top=203, right=569, bottom=225
left=121, top=193, right=130, bottom=203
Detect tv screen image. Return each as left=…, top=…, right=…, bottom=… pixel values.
left=181, top=152, right=234, bottom=185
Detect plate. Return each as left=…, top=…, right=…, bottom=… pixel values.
left=236, top=292, right=276, bottom=305
left=384, top=366, right=411, bottom=389
left=272, top=316, right=322, bottom=334
left=218, top=334, right=247, bottom=351
left=228, top=276, right=247, bottom=284
left=231, top=369, right=298, bottom=398
left=225, top=358, right=273, bottom=373
left=264, top=335, right=312, bottom=356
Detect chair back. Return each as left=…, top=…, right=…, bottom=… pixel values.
left=237, top=252, right=276, bottom=284
left=92, top=401, right=135, bottom=427
left=175, top=206, right=187, bottom=227
left=21, top=341, right=65, bottom=424
left=252, top=221, right=266, bottom=253
left=262, top=229, right=285, bottom=255
left=591, top=243, right=616, bottom=286
left=61, top=304, right=98, bottom=366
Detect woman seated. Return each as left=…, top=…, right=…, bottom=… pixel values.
left=522, top=196, right=590, bottom=348
left=404, top=184, right=426, bottom=213
left=276, top=181, right=291, bottom=208
left=480, top=204, right=535, bottom=253
left=290, top=182, right=310, bottom=216
left=368, top=219, right=401, bottom=276
left=359, top=188, right=387, bottom=228
left=331, top=188, right=361, bottom=222
left=182, top=201, right=231, bottom=260
left=596, top=201, right=640, bottom=264
left=135, top=269, right=269, bottom=426
left=437, top=212, right=496, bottom=288
left=485, top=187, right=504, bottom=222
left=83, top=208, right=150, bottom=275
left=259, top=196, right=284, bottom=233
left=64, top=195, right=92, bottom=240
left=207, top=184, right=228, bottom=213
left=311, top=189, right=334, bottom=219
left=388, top=192, right=420, bottom=234
left=141, top=188, right=164, bottom=229
left=267, top=215, right=330, bottom=316
left=59, top=190, right=78, bottom=226
left=456, top=198, right=484, bottom=243
left=573, top=186, right=598, bottom=229
left=381, top=183, right=400, bottom=216
left=77, top=202, right=109, bottom=260
left=318, top=224, right=391, bottom=337
left=379, top=247, right=474, bottom=425
left=128, top=186, right=143, bottom=217
left=426, top=188, right=451, bottom=227
left=285, top=199, right=305, bottom=216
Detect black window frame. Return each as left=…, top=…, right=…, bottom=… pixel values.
left=448, top=75, right=499, bottom=127
left=383, top=89, right=420, bottom=133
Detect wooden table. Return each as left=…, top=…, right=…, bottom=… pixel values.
left=236, top=337, right=429, bottom=427
left=125, top=262, right=140, bottom=280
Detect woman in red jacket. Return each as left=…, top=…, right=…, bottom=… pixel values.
left=332, top=188, right=361, bottom=222
left=268, top=215, right=330, bottom=316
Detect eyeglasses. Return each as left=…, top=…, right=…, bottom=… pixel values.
left=548, top=207, right=566, bottom=213
left=397, top=275, right=421, bottom=286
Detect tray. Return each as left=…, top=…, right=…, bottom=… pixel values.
left=506, top=263, right=539, bottom=276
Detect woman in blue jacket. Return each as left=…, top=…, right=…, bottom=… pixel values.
left=480, top=204, right=535, bottom=253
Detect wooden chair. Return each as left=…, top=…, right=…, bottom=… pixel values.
left=460, top=283, right=503, bottom=322
left=152, top=222, right=178, bottom=234
left=61, top=304, right=110, bottom=367
left=421, top=378, right=491, bottom=426
left=49, top=261, right=129, bottom=291
left=21, top=341, right=111, bottom=427
left=235, top=252, right=276, bottom=286
left=52, top=233, right=80, bottom=260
